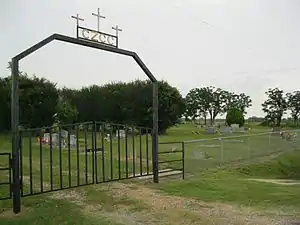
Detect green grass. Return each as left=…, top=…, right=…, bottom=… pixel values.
left=1, top=122, right=300, bottom=224
left=158, top=148, right=300, bottom=210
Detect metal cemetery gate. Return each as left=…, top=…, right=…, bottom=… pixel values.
left=16, top=122, right=154, bottom=196
left=9, top=32, right=159, bottom=214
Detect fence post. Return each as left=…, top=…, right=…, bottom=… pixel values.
left=11, top=58, right=21, bottom=214
left=181, top=142, right=185, bottom=180
left=247, top=137, right=251, bottom=161
left=220, top=138, right=224, bottom=164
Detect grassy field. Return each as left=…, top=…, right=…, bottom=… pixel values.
left=0, top=123, right=300, bottom=224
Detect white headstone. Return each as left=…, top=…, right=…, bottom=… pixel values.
left=43, top=133, right=50, bottom=143
left=116, top=129, right=126, bottom=138
left=206, top=127, right=216, bottom=134
left=220, top=126, right=232, bottom=134
left=51, top=133, right=59, bottom=146
left=70, top=135, right=77, bottom=146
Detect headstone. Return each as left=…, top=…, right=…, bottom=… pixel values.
left=220, top=126, right=232, bottom=134
left=116, top=129, right=126, bottom=138
left=205, top=126, right=216, bottom=134
left=231, top=124, right=239, bottom=132
left=43, top=133, right=50, bottom=143
left=51, top=133, right=59, bottom=146
left=70, top=135, right=77, bottom=147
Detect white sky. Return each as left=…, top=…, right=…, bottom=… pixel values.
left=1, top=0, right=299, bottom=117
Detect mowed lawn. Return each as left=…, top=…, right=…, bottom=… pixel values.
left=0, top=123, right=300, bottom=225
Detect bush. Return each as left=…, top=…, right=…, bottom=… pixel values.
left=226, top=107, right=245, bottom=127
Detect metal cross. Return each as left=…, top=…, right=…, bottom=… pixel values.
left=71, top=13, right=84, bottom=27
left=112, top=25, right=122, bottom=37
left=92, top=8, right=106, bottom=31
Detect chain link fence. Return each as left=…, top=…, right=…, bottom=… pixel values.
left=182, top=130, right=300, bottom=175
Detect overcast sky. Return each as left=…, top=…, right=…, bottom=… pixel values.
left=1, top=0, right=299, bottom=117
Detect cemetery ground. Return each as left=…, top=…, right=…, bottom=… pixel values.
left=0, top=123, right=300, bottom=224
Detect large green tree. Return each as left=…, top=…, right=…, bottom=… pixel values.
left=262, top=88, right=287, bottom=126
left=286, top=91, right=300, bottom=125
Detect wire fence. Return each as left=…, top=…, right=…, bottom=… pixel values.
left=160, top=130, right=300, bottom=176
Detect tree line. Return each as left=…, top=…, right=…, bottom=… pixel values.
left=0, top=72, right=185, bottom=134
left=1, top=67, right=299, bottom=133
left=184, top=86, right=252, bottom=125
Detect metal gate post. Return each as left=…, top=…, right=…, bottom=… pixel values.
left=152, top=81, right=159, bottom=183
left=11, top=58, right=21, bottom=214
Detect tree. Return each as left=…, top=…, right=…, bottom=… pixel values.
left=226, top=107, right=245, bottom=127
left=262, top=88, right=287, bottom=126
left=55, top=95, right=78, bottom=125
left=226, top=92, right=252, bottom=114
left=287, top=91, right=300, bottom=125
left=207, top=87, right=228, bottom=125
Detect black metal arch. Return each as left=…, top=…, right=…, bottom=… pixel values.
left=11, top=33, right=159, bottom=214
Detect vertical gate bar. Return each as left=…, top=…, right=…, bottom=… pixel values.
left=139, top=128, right=142, bottom=176
left=76, top=125, right=80, bottom=186
left=11, top=58, right=21, bottom=213
left=29, top=131, right=33, bottom=195
left=110, top=125, right=113, bottom=180
left=84, top=124, right=88, bottom=184
left=117, top=127, right=121, bottom=179
left=67, top=129, right=71, bottom=187
left=91, top=123, right=95, bottom=184
left=181, top=142, right=185, bottom=180
left=132, top=126, right=135, bottom=177
left=39, top=133, right=43, bottom=193
left=58, top=126, right=63, bottom=189
left=152, top=81, right=159, bottom=183
left=125, top=127, right=128, bottom=178
left=94, top=122, right=98, bottom=183
left=19, top=130, right=23, bottom=196
left=146, top=128, right=149, bottom=175
left=9, top=153, right=12, bottom=199
left=101, top=124, right=105, bottom=182
left=49, top=128, right=53, bottom=191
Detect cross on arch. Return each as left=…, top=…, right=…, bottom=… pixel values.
left=71, top=13, right=84, bottom=26
left=112, top=25, right=122, bottom=37
left=92, top=8, right=106, bottom=31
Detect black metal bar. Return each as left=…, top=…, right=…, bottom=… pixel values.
left=49, top=128, right=53, bottom=191
left=91, top=123, right=95, bottom=184
left=110, top=125, right=113, bottom=180
left=157, top=150, right=183, bottom=154
left=0, top=168, right=10, bottom=171
left=146, top=129, right=149, bottom=175
left=152, top=82, right=159, bottom=183
left=84, top=125, right=88, bottom=184
left=58, top=127, right=63, bottom=189
left=94, top=122, right=98, bottom=183
left=19, top=130, right=23, bottom=196
left=117, top=128, right=121, bottom=179
left=158, top=159, right=182, bottom=164
left=11, top=58, right=21, bottom=214
left=182, top=142, right=185, bottom=180
left=132, top=126, right=135, bottom=177
left=39, top=133, right=43, bottom=193
left=9, top=154, right=12, bottom=199
left=76, top=125, right=80, bottom=186
left=67, top=129, right=71, bottom=188
left=29, top=132, right=33, bottom=195
left=125, top=127, right=128, bottom=178
left=139, top=128, right=142, bottom=176
left=101, top=124, right=105, bottom=182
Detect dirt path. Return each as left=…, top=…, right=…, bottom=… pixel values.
left=50, top=181, right=294, bottom=225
